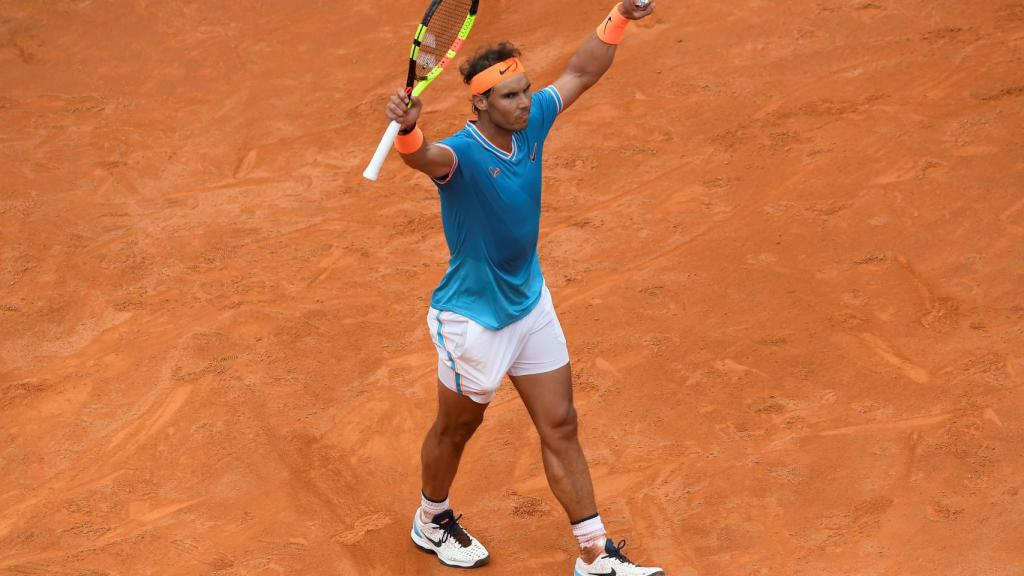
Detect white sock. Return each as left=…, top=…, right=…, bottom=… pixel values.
left=420, top=492, right=450, bottom=522
left=571, top=513, right=607, bottom=554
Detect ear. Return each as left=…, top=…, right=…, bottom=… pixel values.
left=472, top=93, right=489, bottom=113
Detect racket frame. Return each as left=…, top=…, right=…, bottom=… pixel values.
left=363, top=1, right=479, bottom=181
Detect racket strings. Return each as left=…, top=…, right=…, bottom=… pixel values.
left=415, top=0, right=472, bottom=77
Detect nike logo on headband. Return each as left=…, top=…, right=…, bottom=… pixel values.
left=499, top=62, right=516, bottom=75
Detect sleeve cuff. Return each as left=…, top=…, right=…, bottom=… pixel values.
left=431, top=143, right=459, bottom=185
left=545, top=86, right=564, bottom=114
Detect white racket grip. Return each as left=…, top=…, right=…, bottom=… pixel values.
left=362, top=120, right=404, bottom=181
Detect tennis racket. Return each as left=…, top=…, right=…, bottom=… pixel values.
left=362, top=0, right=480, bottom=181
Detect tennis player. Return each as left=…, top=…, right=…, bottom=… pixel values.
left=384, top=2, right=663, bottom=574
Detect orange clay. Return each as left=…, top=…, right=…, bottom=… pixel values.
left=596, top=3, right=630, bottom=45
left=470, top=57, right=526, bottom=95
left=395, top=126, right=424, bottom=154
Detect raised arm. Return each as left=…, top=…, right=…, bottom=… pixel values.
left=385, top=89, right=455, bottom=180
left=552, top=1, right=655, bottom=112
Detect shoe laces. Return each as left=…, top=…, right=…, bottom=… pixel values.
left=433, top=510, right=472, bottom=547
left=604, top=539, right=637, bottom=566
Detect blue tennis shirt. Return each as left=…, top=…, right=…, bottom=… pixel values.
left=429, top=86, right=564, bottom=330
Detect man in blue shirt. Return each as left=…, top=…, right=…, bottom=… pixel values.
left=384, top=3, right=663, bottom=575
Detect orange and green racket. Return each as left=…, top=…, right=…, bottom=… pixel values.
left=363, top=0, right=479, bottom=181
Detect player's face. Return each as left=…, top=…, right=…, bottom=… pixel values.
left=485, top=75, right=532, bottom=131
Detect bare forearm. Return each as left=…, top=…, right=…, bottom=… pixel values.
left=564, top=33, right=618, bottom=91
left=554, top=2, right=653, bottom=109
left=400, top=140, right=454, bottom=179
left=399, top=141, right=431, bottom=169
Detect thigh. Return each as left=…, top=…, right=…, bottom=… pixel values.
left=434, top=379, right=489, bottom=428
left=509, top=363, right=574, bottom=433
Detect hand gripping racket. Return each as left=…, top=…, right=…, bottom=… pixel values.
left=362, top=0, right=479, bottom=181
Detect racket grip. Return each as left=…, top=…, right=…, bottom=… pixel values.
left=362, top=120, right=404, bottom=181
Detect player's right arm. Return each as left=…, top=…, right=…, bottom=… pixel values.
left=385, top=89, right=455, bottom=180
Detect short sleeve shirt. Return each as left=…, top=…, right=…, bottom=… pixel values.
left=429, top=86, right=564, bottom=330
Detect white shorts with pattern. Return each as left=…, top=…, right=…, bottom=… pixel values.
left=427, top=286, right=570, bottom=404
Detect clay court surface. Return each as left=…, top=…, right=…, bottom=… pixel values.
left=2, top=0, right=1023, bottom=574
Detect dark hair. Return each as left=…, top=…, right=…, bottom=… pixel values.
left=461, top=41, right=521, bottom=115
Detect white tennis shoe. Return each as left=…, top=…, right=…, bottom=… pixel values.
left=411, top=507, right=490, bottom=568
left=573, top=538, right=664, bottom=576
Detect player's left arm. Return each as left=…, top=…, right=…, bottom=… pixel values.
left=552, top=1, right=655, bottom=112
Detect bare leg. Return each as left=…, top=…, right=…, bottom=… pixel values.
left=509, top=363, right=603, bottom=562
left=420, top=380, right=488, bottom=503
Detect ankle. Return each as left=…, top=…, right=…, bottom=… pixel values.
left=420, top=491, right=450, bottom=523
left=579, top=539, right=606, bottom=564
left=572, top=513, right=606, bottom=563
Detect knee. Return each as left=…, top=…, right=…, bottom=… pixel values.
left=540, top=405, right=579, bottom=446
left=436, top=413, right=483, bottom=446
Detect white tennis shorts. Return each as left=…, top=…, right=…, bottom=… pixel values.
left=427, top=286, right=570, bottom=404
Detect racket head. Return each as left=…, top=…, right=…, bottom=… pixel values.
left=406, top=0, right=479, bottom=97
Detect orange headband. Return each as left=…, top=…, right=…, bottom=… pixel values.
left=470, top=57, right=526, bottom=94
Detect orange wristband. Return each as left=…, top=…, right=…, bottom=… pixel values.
left=596, top=3, right=630, bottom=45
left=395, top=126, right=424, bottom=154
